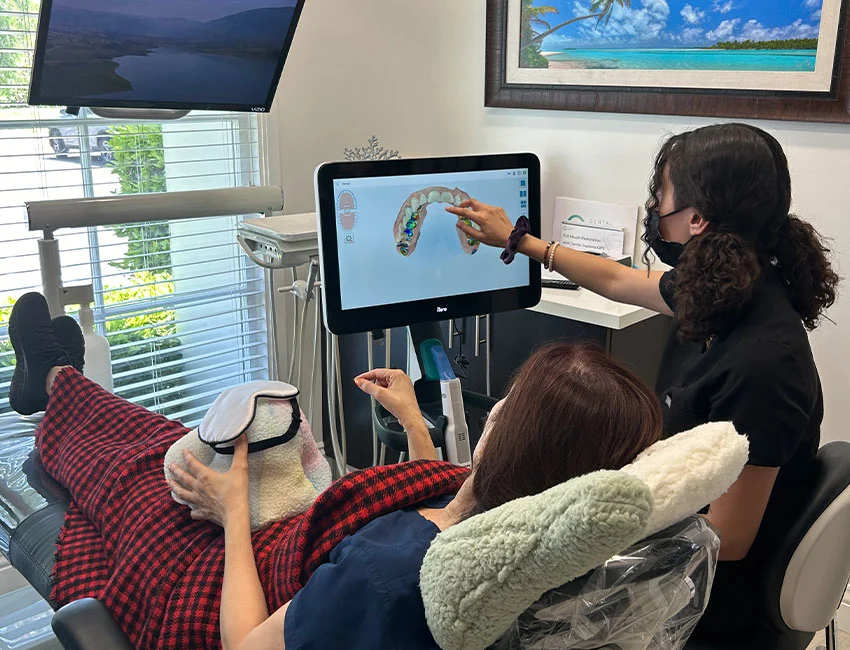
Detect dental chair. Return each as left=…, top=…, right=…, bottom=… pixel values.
left=0, top=411, right=720, bottom=650
left=49, top=525, right=719, bottom=650
left=685, top=440, right=850, bottom=650
left=1, top=408, right=723, bottom=650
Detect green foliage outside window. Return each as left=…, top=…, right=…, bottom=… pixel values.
left=107, top=124, right=172, bottom=273
left=0, top=0, right=37, bottom=107
left=103, top=272, right=184, bottom=413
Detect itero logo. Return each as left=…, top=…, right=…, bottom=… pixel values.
left=436, top=307, right=448, bottom=313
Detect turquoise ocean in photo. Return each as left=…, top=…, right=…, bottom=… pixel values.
left=544, top=49, right=817, bottom=71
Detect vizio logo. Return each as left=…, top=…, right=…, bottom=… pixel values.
left=251, top=107, right=267, bottom=112
left=436, top=306, right=448, bottom=313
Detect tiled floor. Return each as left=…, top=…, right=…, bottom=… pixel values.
left=806, top=628, right=850, bottom=649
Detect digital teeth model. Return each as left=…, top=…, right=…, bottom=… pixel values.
left=394, top=186, right=480, bottom=257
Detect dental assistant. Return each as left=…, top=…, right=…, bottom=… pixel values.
left=447, top=123, right=839, bottom=642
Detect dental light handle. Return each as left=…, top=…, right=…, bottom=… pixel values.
left=440, top=378, right=470, bottom=467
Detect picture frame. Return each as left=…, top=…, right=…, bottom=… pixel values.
left=485, top=0, right=850, bottom=123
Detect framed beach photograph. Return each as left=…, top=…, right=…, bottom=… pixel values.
left=485, top=0, right=850, bottom=122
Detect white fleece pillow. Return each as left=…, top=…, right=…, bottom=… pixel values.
left=621, top=421, right=749, bottom=536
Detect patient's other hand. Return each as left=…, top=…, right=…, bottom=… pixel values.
left=167, top=434, right=250, bottom=527
left=355, top=368, right=421, bottom=430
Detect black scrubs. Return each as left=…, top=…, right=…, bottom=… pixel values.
left=656, top=268, right=823, bottom=641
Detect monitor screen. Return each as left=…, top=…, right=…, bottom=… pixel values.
left=28, top=0, right=304, bottom=112
left=315, top=154, right=542, bottom=335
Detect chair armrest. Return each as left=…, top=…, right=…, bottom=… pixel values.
left=460, top=390, right=499, bottom=411
left=51, top=598, right=133, bottom=650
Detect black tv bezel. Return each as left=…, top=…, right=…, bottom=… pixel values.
left=27, top=0, right=306, bottom=113
left=315, top=153, right=542, bottom=336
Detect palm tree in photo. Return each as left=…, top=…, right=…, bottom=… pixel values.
left=521, top=0, right=633, bottom=52
left=521, top=0, right=559, bottom=67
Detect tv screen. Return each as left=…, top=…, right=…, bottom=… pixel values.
left=28, top=0, right=304, bottom=112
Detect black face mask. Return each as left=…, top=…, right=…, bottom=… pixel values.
left=647, top=209, right=688, bottom=267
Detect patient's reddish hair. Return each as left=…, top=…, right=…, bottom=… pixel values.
left=469, top=342, right=662, bottom=516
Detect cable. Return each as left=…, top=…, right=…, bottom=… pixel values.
left=325, top=328, right=346, bottom=477
left=307, top=291, right=321, bottom=427
left=293, top=293, right=309, bottom=385
left=287, top=267, right=299, bottom=383
left=333, top=335, right=348, bottom=468
left=367, top=331, right=378, bottom=467
left=379, top=328, right=390, bottom=465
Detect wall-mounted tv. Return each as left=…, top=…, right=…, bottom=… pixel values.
left=28, top=0, right=305, bottom=113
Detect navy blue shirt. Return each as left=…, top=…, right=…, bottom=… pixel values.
left=284, top=495, right=453, bottom=650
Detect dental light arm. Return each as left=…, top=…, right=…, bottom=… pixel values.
left=27, top=186, right=286, bottom=318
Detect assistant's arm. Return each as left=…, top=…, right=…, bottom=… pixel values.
left=704, top=465, right=779, bottom=561
left=447, top=199, right=673, bottom=316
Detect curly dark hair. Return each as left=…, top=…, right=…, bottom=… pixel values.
left=642, top=123, right=839, bottom=342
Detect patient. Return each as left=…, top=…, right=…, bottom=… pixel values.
left=9, top=292, right=662, bottom=650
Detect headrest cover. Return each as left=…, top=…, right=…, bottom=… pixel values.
left=197, top=380, right=300, bottom=446
left=621, top=421, right=749, bottom=536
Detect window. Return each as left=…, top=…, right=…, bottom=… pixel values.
left=0, top=0, right=269, bottom=424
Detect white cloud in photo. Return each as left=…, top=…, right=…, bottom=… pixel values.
left=680, top=4, right=705, bottom=25
left=737, top=18, right=820, bottom=40
left=803, top=0, right=821, bottom=8
left=540, top=33, right=576, bottom=50
left=680, top=27, right=705, bottom=42
left=712, top=1, right=734, bottom=14
left=702, top=17, right=819, bottom=44
left=705, top=18, right=739, bottom=41
left=571, top=0, right=671, bottom=43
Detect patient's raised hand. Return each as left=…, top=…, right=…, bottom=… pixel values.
left=167, top=434, right=250, bottom=527
left=355, top=368, right=421, bottom=430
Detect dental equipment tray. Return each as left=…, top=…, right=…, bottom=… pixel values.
left=237, top=213, right=319, bottom=269
left=0, top=414, right=69, bottom=605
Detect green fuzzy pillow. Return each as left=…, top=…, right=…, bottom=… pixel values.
left=420, top=470, right=653, bottom=650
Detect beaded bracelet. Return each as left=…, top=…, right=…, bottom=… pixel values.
left=547, top=242, right=561, bottom=272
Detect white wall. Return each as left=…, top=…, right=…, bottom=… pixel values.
left=271, top=0, right=850, bottom=450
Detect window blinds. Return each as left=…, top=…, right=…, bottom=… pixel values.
left=0, top=0, right=269, bottom=425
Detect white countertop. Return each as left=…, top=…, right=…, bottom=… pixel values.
left=529, top=287, right=658, bottom=330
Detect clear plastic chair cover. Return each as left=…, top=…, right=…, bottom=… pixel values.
left=490, top=516, right=719, bottom=650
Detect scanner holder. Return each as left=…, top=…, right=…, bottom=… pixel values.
left=372, top=321, right=494, bottom=465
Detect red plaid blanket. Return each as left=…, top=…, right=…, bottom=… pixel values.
left=37, top=369, right=469, bottom=649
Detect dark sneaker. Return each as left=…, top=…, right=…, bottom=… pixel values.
left=52, top=315, right=85, bottom=373
left=8, top=293, right=70, bottom=415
